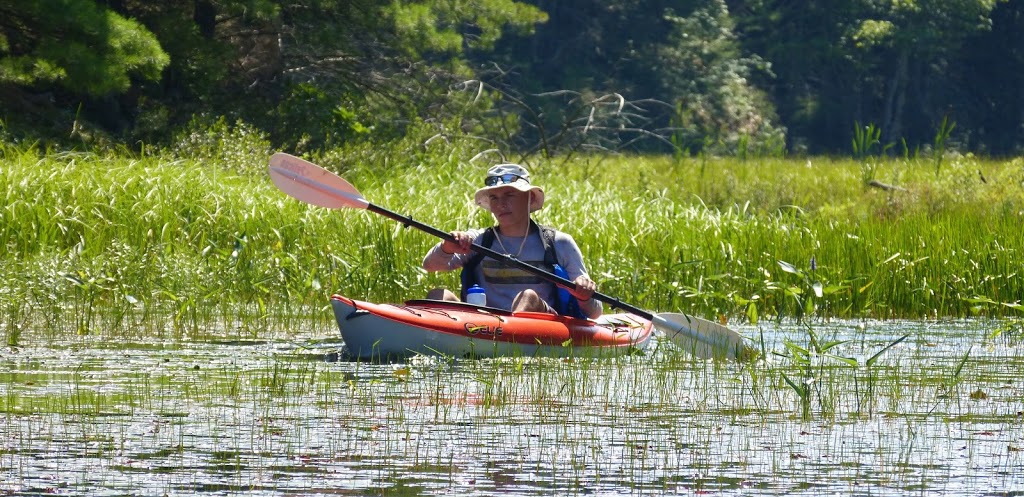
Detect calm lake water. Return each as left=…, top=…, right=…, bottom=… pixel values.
left=2, top=319, right=1022, bottom=496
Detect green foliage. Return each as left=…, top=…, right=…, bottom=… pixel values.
left=171, top=116, right=272, bottom=176
left=777, top=325, right=855, bottom=419
left=932, top=115, right=956, bottom=176
left=658, top=1, right=785, bottom=156
left=384, top=0, right=546, bottom=56
left=0, top=0, right=168, bottom=95
left=732, top=0, right=1014, bottom=153
left=1, top=0, right=1020, bottom=157
left=313, top=116, right=489, bottom=185
left=1, top=146, right=1023, bottom=336
left=852, top=121, right=883, bottom=184
left=852, top=0, right=1000, bottom=51
left=851, top=122, right=882, bottom=160
left=852, top=19, right=897, bottom=48
left=271, top=83, right=373, bottom=153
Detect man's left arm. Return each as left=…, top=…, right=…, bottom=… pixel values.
left=555, top=233, right=603, bottom=319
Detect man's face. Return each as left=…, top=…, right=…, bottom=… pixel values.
left=487, top=189, right=531, bottom=225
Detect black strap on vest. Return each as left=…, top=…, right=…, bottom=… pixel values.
left=459, top=220, right=557, bottom=300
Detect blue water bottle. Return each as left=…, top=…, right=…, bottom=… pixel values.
left=466, top=284, right=486, bottom=306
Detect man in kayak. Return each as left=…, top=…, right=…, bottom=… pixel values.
left=422, top=163, right=602, bottom=319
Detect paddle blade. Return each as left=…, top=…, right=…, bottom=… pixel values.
left=652, top=313, right=756, bottom=361
left=268, top=152, right=369, bottom=210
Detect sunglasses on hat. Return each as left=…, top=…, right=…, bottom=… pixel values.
left=484, top=173, right=529, bottom=186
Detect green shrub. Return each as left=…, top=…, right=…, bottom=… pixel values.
left=171, top=116, right=272, bottom=176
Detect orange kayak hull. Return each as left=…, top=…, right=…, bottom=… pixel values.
left=330, top=295, right=653, bottom=360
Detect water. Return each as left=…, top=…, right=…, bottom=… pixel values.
left=2, top=320, right=1022, bottom=496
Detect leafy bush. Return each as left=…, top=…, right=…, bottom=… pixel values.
left=658, top=0, right=786, bottom=156
left=171, top=116, right=272, bottom=176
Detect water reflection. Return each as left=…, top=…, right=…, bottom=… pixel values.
left=1, top=320, right=1022, bottom=495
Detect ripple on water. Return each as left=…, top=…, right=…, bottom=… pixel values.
left=1, top=319, right=1022, bottom=495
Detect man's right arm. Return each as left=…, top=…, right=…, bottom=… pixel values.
left=423, top=243, right=462, bottom=271
left=422, top=229, right=482, bottom=271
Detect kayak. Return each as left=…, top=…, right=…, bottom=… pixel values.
left=330, top=295, right=654, bottom=360
left=331, top=295, right=653, bottom=360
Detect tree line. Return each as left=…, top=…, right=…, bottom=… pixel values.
left=1, top=0, right=1020, bottom=157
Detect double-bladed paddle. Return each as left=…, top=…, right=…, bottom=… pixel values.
left=268, top=152, right=754, bottom=360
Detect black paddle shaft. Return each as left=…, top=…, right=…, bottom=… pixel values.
left=367, top=203, right=653, bottom=319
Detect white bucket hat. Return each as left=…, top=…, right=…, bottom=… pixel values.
left=474, top=163, right=545, bottom=212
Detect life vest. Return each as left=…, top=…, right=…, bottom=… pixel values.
left=460, top=221, right=586, bottom=318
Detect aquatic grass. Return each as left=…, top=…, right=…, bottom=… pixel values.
left=2, top=323, right=1023, bottom=494
left=2, top=144, right=1023, bottom=343
left=530, top=154, right=1022, bottom=322
left=2, top=151, right=351, bottom=338
left=2, top=133, right=1015, bottom=489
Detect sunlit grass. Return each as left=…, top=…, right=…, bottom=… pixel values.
left=1, top=144, right=1022, bottom=342
left=2, top=139, right=1021, bottom=495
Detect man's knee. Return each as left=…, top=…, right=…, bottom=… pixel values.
left=427, top=288, right=459, bottom=301
left=512, top=289, right=554, bottom=314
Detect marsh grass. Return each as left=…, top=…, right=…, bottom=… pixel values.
left=1, top=144, right=1022, bottom=342
left=1, top=318, right=1021, bottom=495
left=1, top=138, right=1019, bottom=493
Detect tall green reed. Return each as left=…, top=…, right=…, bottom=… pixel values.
left=932, top=116, right=956, bottom=177
left=2, top=143, right=1022, bottom=340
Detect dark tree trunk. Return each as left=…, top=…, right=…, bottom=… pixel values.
left=194, top=0, right=216, bottom=38
left=882, top=49, right=908, bottom=145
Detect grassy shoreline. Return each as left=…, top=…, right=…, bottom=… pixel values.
left=2, top=146, right=1022, bottom=339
